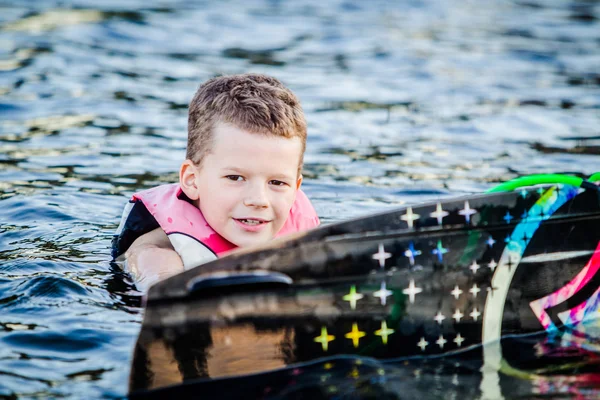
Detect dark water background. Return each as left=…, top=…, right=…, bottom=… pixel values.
left=1, top=0, right=599, bottom=398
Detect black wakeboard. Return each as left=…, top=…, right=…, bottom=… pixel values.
left=128, top=184, right=600, bottom=398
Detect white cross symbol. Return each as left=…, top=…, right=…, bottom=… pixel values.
left=486, top=236, right=496, bottom=248
left=417, top=337, right=428, bottom=351
left=372, top=243, right=391, bottom=268
left=453, top=333, right=465, bottom=347
left=400, top=207, right=420, bottom=229
left=470, top=307, right=481, bottom=321
left=469, top=261, right=480, bottom=274
left=402, top=279, right=422, bottom=304
left=436, top=335, right=447, bottom=349
left=430, top=203, right=449, bottom=226
left=373, top=282, right=393, bottom=306
left=434, top=311, right=446, bottom=325
left=450, top=285, right=463, bottom=300
left=458, top=201, right=477, bottom=223
left=469, top=284, right=481, bottom=298
left=452, top=309, right=464, bottom=323
left=488, top=259, right=497, bottom=271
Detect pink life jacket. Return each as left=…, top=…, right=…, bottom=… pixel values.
left=112, top=183, right=320, bottom=269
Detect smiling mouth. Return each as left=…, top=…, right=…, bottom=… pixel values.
left=235, top=218, right=270, bottom=226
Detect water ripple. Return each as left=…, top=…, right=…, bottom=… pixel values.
left=0, top=0, right=599, bottom=397
left=17, top=275, right=90, bottom=299
left=3, top=328, right=111, bottom=353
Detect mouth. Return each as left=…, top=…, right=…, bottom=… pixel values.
left=234, top=218, right=271, bottom=226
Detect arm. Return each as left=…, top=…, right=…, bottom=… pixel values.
left=124, top=228, right=185, bottom=290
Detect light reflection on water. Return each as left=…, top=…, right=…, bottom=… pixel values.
left=0, top=0, right=599, bottom=397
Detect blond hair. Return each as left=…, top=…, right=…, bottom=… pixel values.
left=187, top=74, right=307, bottom=169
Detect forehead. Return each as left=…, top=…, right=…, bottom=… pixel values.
left=208, top=122, right=302, bottom=173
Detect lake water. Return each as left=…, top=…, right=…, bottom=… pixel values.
left=1, top=0, right=599, bottom=398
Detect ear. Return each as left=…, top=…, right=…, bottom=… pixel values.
left=296, top=174, right=303, bottom=191
left=180, top=160, right=201, bottom=200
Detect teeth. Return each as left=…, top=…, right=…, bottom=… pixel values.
left=241, top=219, right=261, bottom=225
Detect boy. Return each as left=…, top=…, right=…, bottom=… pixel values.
left=112, top=74, right=320, bottom=289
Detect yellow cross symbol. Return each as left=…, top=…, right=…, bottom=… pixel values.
left=314, top=326, right=335, bottom=351
left=375, top=320, right=395, bottom=344
left=343, top=285, right=364, bottom=310
left=345, top=322, right=366, bottom=348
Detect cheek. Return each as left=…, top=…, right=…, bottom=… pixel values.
left=272, top=191, right=297, bottom=218
left=198, top=182, right=236, bottom=216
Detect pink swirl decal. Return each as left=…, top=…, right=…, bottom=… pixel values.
left=529, top=241, right=600, bottom=331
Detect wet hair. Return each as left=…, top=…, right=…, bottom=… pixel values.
left=187, top=73, right=307, bottom=170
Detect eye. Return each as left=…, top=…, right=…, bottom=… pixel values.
left=225, top=175, right=244, bottom=182
left=269, top=180, right=288, bottom=187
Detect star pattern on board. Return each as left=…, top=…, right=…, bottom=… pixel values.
left=430, top=203, right=449, bottom=226
left=469, top=284, right=481, bottom=298
left=373, top=282, right=393, bottom=305
left=453, top=333, right=465, bottom=347
left=396, top=192, right=568, bottom=233
left=432, top=239, right=449, bottom=262
left=403, top=279, right=422, bottom=304
left=345, top=323, right=366, bottom=348
left=436, top=335, right=447, bottom=349
left=375, top=321, right=395, bottom=344
left=470, top=307, right=481, bottom=321
left=317, top=188, right=551, bottom=356
left=395, top=188, right=542, bottom=234
left=404, top=242, right=422, bottom=266
left=367, top=210, right=509, bottom=353
left=452, top=309, right=464, bottom=323
left=458, top=201, right=477, bottom=223
left=343, top=285, right=364, bottom=310
left=450, top=285, right=463, bottom=300
left=372, top=243, right=391, bottom=268
left=314, top=327, right=335, bottom=351
left=434, top=311, right=446, bottom=325
left=400, top=207, right=420, bottom=229
left=316, top=320, right=399, bottom=352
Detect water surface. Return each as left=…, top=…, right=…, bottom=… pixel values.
left=1, top=0, right=599, bottom=398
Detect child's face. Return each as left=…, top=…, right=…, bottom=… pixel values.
left=182, top=122, right=303, bottom=248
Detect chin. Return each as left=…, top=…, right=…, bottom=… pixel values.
left=230, top=235, right=271, bottom=249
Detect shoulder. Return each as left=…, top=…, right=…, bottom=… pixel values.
left=280, top=189, right=320, bottom=235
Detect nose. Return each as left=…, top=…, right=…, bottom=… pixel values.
left=243, top=183, right=269, bottom=208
